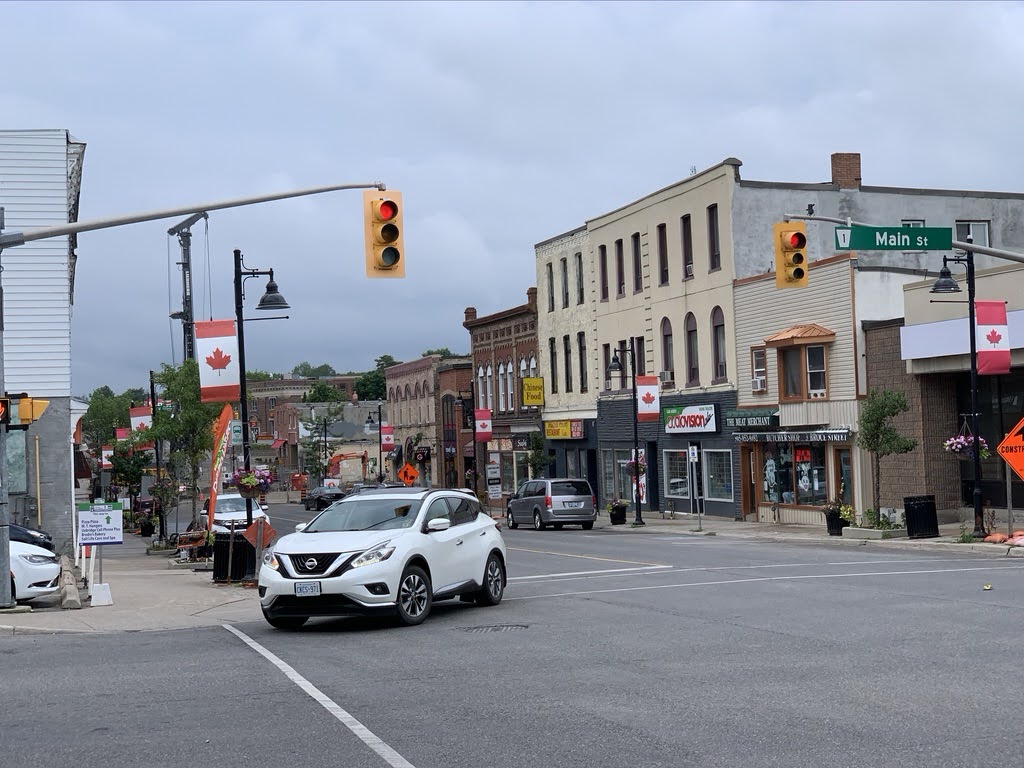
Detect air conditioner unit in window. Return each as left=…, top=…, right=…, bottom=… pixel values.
left=685, top=263, right=694, bottom=277
left=658, top=370, right=674, bottom=383
left=809, top=389, right=826, bottom=399
left=751, top=376, right=766, bottom=392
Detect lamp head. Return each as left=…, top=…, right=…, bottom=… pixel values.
left=257, top=278, right=290, bottom=310
left=930, top=264, right=961, bottom=294
left=607, top=352, right=623, bottom=375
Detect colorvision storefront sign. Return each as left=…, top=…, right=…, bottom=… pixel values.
left=663, top=404, right=718, bottom=434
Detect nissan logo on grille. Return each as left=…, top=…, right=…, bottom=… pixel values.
left=304, top=558, right=318, bottom=570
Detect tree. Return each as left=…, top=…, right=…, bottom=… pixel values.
left=300, top=404, right=346, bottom=481
left=303, top=381, right=344, bottom=403
left=292, top=361, right=336, bottom=377
left=81, top=386, right=131, bottom=467
left=856, top=389, right=918, bottom=522
left=422, top=347, right=461, bottom=359
left=109, top=437, right=152, bottom=519
left=149, top=360, right=222, bottom=528
left=122, top=387, right=147, bottom=404
left=354, top=354, right=402, bottom=401
left=247, top=369, right=274, bottom=382
left=527, top=431, right=550, bottom=478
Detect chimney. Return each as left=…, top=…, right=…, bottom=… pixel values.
left=464, top=307, right=477, bottom=323
left=526, top=286, right=537, bottom=312
left=830, top=152, right=861, bottom=190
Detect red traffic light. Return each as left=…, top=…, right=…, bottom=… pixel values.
left=377, top=200, right=398, bottom=221
left=786, top=231, right=806, bottom=248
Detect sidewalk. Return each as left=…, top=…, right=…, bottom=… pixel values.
left=2, top=511, right=1021, bottom=636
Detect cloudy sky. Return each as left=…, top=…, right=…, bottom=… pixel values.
left=4, top=0, right=1024, bottom=397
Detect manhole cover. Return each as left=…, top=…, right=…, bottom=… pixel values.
left=458, top=624, right=528, bottom=633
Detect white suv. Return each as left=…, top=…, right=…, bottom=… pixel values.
left=258, top=488, right=506, bottom=629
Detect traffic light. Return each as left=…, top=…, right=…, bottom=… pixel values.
left=363, top=189, right=405, bottom=278
left=0, top=398, right=8, bottom=425
left=774, top=221, right=808, bottom=288
left=14, top=396, right=49, bottom=426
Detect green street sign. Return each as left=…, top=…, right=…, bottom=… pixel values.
left=834, top=226, right=952, bottom=251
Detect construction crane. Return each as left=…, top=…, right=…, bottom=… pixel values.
left=327, top=451, right=369, bottom=482
left=166, top=211, right=209, bottom=360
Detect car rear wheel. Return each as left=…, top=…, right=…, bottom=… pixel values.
left=262, top=610, right=308, bottom=630
left=581, top=522, right=594, bottom=530
left=506, top=510, right=518, bottom=529
left=476, top=553, right=505, bottom=606
left=396, top=565, right=432, bottom=626
left=533, top=511, right=546, bottom=530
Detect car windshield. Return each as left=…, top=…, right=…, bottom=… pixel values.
left=305, top=497, right=422, bottom=532
left=215, top=497, right=250, bottom=513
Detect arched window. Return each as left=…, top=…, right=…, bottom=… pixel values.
left=485, top=364, right=493, bottom=410
left=506, top=357, right=515, bottom=411
left=529, top=353, right=537, bottom=378
left=660, top=317, right=674, bottom=380
left=685, top=313, right=699, bottom=386
left=711, top=306, right=727, bottom=383
left=423, top=380, right=431, bottom=422
left=477, top=366, right=485, bottom=409
left=498, top=362, right=507, bottom=412
left=519, top=357, right=527, bottom=410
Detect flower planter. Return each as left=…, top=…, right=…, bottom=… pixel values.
left=609, top=504, right=628, bottom=525
left=236, top=485, right=260, bottom=499
left=823, top=511, right=850, bottom=536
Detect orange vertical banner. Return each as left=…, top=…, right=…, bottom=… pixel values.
left=207, top=404, right=234, bottom=530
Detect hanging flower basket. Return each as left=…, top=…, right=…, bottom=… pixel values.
left=231, top=468, right=273, bottom=498
left=624, top=458, right=646, bottom=477
left=943, top=434, right=990, bottom=462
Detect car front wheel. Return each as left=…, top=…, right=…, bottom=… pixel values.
left=262, top=610, right=308, bottom=630
left=396, top=565, right=432, bottom=626
left=476, top=553, right=505, bottom=606
left=506, top=510, right=518, bottom=529
left=533, top=511, right=546, bottom=530
left=582, top=522, right=594, bottom=530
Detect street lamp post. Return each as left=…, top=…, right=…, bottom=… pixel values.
left=457, top=383, right=478, bottom=494
left=234, top=248, right=289, bottom=530
left=930, top=237, right=986, bottom=537
left=607, top=341, right=645, bottom=527
left=365, top=403, right=385, bottom=482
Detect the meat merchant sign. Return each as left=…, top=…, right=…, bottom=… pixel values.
left=663, top=404, right=718, bottom=434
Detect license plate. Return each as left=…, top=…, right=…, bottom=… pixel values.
left=564, top=501, right=583, bottom=508
left=294, top=581, right=321, bottom=597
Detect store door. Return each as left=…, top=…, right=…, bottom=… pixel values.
left=740, top=445, right=756, bottom=521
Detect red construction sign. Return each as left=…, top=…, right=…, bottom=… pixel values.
left=397, top=462, right=419, bottom=486
left=243, top=519, right=277, bottom=549
left=997, top=416, right=1024, bottom=481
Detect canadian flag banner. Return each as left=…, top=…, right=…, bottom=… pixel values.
left=636, top=375, right=660, bottom=422
left=100, top=445, right=113, bottom=469
left=475, top=409, right=492, bottom=442
left=114, top=427, right=131, bottom=440
left=380, top=424, right=395, bottom=451
left=130, top=406, right=152, bottom=432
left=976, top=300, right=1010, bottom=376
left=196, top=320, right=241, bottom=403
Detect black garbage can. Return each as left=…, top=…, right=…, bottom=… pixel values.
left=212, top=530, right=258, bottom=582
left=904, top=495, right=939, bottom=539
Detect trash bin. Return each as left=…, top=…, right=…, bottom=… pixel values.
left=212, top=530, right=258, bottom=582
left=904, top=495, right=939, bottom=539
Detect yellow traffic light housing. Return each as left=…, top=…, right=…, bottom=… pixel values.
left=8, top=396, right=49, bottom=428
left=363, top=189, right=405, bottom=278
left=774, top=221, right=808, bottom=288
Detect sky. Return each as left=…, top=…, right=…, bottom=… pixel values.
left=4, top=0, right=1024, bottom=398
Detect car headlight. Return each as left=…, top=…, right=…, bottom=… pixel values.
left=262, top=551, right=280, bottom=571
left=351, top=541, right=396, bottom=569
left=20, top=553, right=59, bottom=565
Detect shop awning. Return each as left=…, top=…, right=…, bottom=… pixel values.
left=271, top=438, right=286, bottom=449
left=764, top=323, right=836, bottom=347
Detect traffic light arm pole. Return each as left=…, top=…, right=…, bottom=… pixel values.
left=0, top=182, right=387, bottom=248
left=784, top=213, right=1024, bottom=266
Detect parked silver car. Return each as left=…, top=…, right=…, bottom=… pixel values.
left=506, top=478, right=596, bottom=530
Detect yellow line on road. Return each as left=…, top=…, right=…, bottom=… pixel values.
left=507, top=546, right=666, bottom=567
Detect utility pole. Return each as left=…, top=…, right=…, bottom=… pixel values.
left=0, top=180, right=387, bottom=610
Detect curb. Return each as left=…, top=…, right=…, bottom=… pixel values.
left=0, top=624, right=87, bottom=636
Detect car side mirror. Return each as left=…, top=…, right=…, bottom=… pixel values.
left=261, top=504, right=269, bottom=512
left=425, top=518, right=451, bottom=533
left=295, top=522, right=307, bottom=532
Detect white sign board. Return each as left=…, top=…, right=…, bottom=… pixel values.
left=688, top=445, right=699, bottom=463
left=664, top=404, right=717, bottom=434
left=486, top=463, right=501, bottom=481
left=78, top=502, right=124, bottom=545
left=230, top=420, right=244, bottom=446
left=487, top=483, right=503, bottom=500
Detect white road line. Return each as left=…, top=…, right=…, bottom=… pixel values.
left=223, top=624, right=416, bottom=768
left=509, top=565, right=671, bottom=581
left=505, top=564, right=1024, bottom=601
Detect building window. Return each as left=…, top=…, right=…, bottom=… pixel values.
left=549, top=337, right=559, bottom=394
left=615, top=239, right=625, bottom=296
left=268, top=397, right=277, bottom=407
left=563, top=335, right=573, bottom=392
left=268, top=418, right=276, bottom=437
left=778, top=344, right=828, bottom=401
left=602, top=343, right=611, bottom=390
left=902, top=219, right=925, bottom=227
left=577, top=332, right=588, bottom=392
left=703, top=449, right=733, bottom=502
left=660, top=317, right=674, bottom=381
left=751, top=347, right=767, bottom=392
left=599, top=245, right=608, bottom=301
left=681, top=214, right=693, bottom=278
left=498, top=362, right=506, bottom=412
left=617, top=339, right=627, bottom=389
left=634, top=335, right=646, bottom=376
left=560, top=257, right=569, bottom=309
left=662, top=449, right=689, bottom=498
left=657, top=223, right=668, bottom=285
left=685, top=313, right=699, bottom=386
left=529, top=353, right=537, bottom=379
left=506, top=359, right=515, bottom=412
left=707, top=204, right=720, bottom=271
left=956, top=220, right=990, bottom=248
left=711, top=306, right=727, bottom=383
left=761, top=443, right=828, bottom=506
left=485, top=364, right=493, bottom=410
left=575, top=252, right=584, bottom=305
left=546, top=263, right=554, bottom=312
left=477, top=366, right=485, bottom=408
left=631, top=232, right=642, bottom=293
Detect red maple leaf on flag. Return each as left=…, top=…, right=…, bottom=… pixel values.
left=986, top=328, right=1002, bottom=345
left=206, top=347, right=232, bottom=371
left=641, top=391, right=655, bottom=404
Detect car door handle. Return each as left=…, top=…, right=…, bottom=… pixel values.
left=456, top=540, right=463, bottom=546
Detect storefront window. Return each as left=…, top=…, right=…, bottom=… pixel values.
left=663, top=449, right=688, bottom=498
left=760, top=443, right=828, bottom=506
left=566, top=449, right=579, bottom=478
left=794, top=444, right=827, bottom=506
left=615, top=449, right=632, bottom=501
left=514, top=451, right=530, bottom=490
left=602, top=449, right=615, bottom=501
left=703, top=449, right=733, bottom=501
left=500, top=453, right=514, bottom=493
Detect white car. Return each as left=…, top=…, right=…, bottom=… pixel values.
left=259, top=487, right=506, bottom=629
left=198, top=493, right=270, bottom=533
left=10, top=540, right=61, bottom=602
